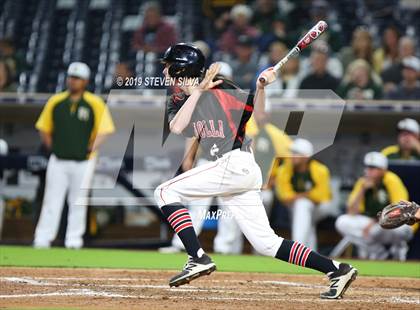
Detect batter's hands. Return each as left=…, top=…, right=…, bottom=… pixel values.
left=256, top=67, right=277, bottom=89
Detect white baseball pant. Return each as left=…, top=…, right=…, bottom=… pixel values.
left=290, top=197, right=335, bottom=251
left=171, top=198, right=244, bottom=254
left=335, top=214, right=413, bottom=260
left=34, top=154, right=96, bottom=249
left=155, top=149, right=283, bottom=257
left=170, top=158, right=243, bottom=254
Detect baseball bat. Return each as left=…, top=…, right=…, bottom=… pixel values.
left=259, top=20, right=328, bottom=84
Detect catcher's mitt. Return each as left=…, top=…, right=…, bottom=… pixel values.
left=377, top=201, right=420, bottom=229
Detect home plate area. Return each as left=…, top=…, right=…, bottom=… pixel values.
left=0, top=268, right=419, bottom=309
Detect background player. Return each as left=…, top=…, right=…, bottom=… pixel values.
left=335, top=152, right=414, bottom=260
left=381, top=118, right=420, bottom=160
left=33, top=62, right=115, bottom=249
left=154, top=43, right=357, bottom=299
left=276, top=138, right=335, bottom=251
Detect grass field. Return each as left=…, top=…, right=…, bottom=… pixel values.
left=1, top=245, right=419, bottom=278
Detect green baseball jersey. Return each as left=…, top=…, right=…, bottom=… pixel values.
left=348, top=171, right=409, bottom=218
left=36, top=91, right=115, bottom=160
left=291, top=170, right=313, bottom=193
left=381, top=145, right=420, bottom=160
left=276, top=159, right=332, bottom=204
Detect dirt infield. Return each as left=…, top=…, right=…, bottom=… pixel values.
left=0, top=267, right=419, bottom=309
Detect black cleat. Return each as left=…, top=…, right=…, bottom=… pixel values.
left=320, top=263, right=358, bottom=299
left=169, top=254, right=216, bottom=287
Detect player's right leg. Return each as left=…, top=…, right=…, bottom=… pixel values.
left=154, top=202, right=215, bottom=287
left=33, top=155, right=69, bottom=248
left=221, top=190, right=357, bottom=299
left=159, top=157, right=215, bottom=254
left=159, top=197, right=212, bottom=254
left=154, top=160, right=227, bottom=287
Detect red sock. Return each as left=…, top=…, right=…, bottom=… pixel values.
left=275, top=239, right=339, bottom=274
left=161, top=203, right=203, bottom=258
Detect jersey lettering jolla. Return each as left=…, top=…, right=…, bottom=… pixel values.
left=164, top=82, right=254, bottom=160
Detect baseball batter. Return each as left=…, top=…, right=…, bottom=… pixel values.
left=160, top=63, right=244, bottom=255
left=154, top=43, right=357, bottom=299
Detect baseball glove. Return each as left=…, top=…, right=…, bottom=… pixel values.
left=377, top=200, right=420, bottom=229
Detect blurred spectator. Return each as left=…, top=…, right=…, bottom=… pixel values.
left=201, top=0, right=243, bottom=52
left=252, top=0, right=280, bottom=33
left=386, top=56, right=420, bottom=100
left=219, top=4, right=259, bottom=53
left=258, top=41, right=287, bottom=70
left=335, top=152, right=413, bottom=261
left=337, top=59, right=383, bottom=100
left=339, top=28, right=374, bottom=71
left=209, top=11, right=231, bottom=46
left=398, top=36, right=416, bottom=58
left=307, top=0, right=343, bottom=53
left=298, top=42, right=340, bottom=92
left=0, top=38, right=24, bottom=80
left=300, top=41, right=343, bottom=79
left=382, top=118, right=420, bottom=160
left=261, top=41, right=301, bottom=98
left=109, top=62, right=135, bottom=91
left=373, top=25, right=400, bottom=74
left=229, top=35, right=259, bottom=89
left=285, top=0, right=311, bottom=32
left=381, top=36, right=416, bottom=93
left=276, top=139, right=334, bottom=250
left=257, top=15, right=291, bottom=53
left=132, top=1, right=177, bottom=54
left=0, top=60, right=17, bottom=92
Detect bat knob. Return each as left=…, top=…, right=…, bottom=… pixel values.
left=258, top=77, right=267, bottom=84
